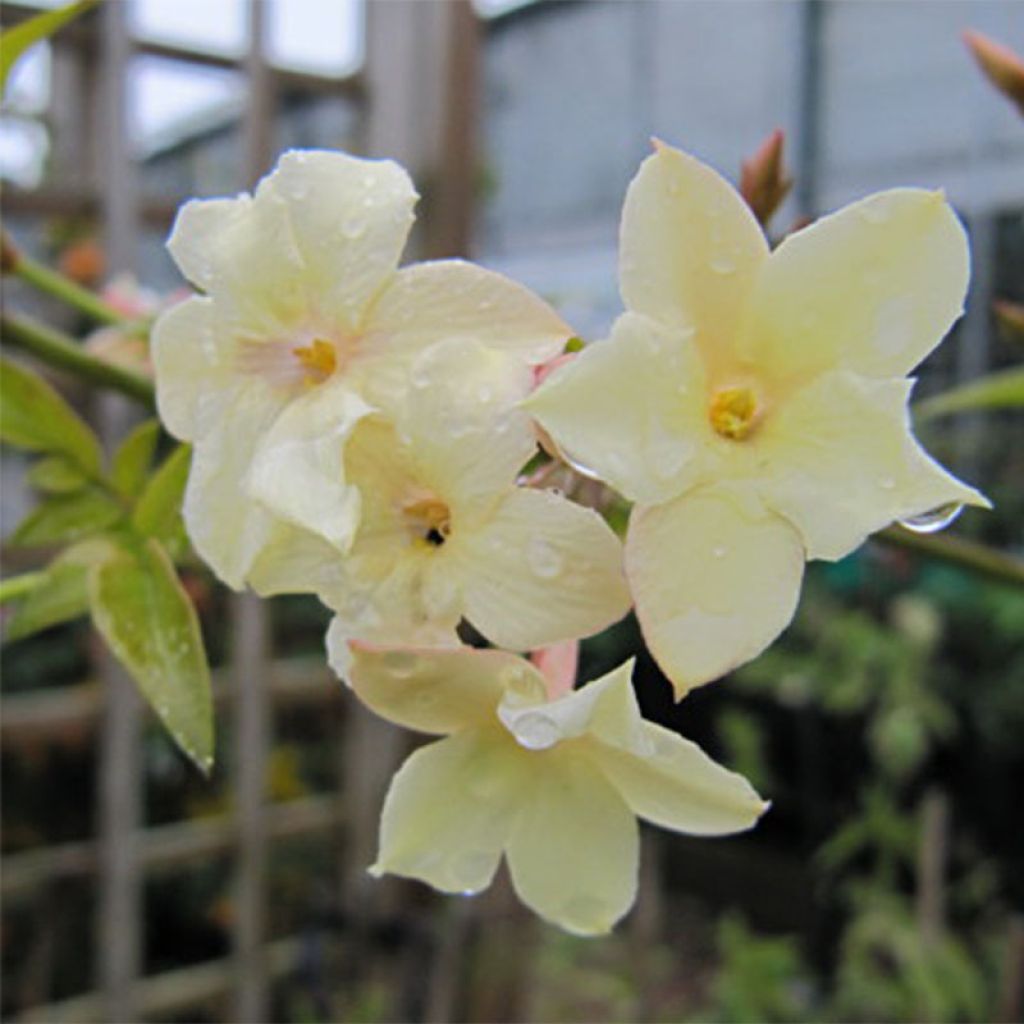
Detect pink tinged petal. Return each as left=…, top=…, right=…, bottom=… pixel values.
left=530, top=639, right=579, bottom=700
left=246, top=380, right=372, bottom=551
left=348, top=643, right=525, bottom=735
left=523, top=312, right=712, bottom=505
left=151, top=296, right=233, bottom=441
left=267, top=150, right=416, bottom=331
left=626, top=487, right=806, bottom=696
left=591, top=720, right=769, bottom=836
left=371, top=731, right=527, bottom=895
left=505, top=749, right=639, bottom=936
left=167, top=186, right=308, bottom=336
left=183, top=381, right=288, bottom=589
left=739, top=189, right=970, bottom=385
left=457, top=488, right=631, bottom=651
left=756, top=370, right=990, bottom=561
left=365, top=259, right=571, bottom=364
left=325, top=616, right=461, bottom=687
left=619, top=141, right=769, bottom=375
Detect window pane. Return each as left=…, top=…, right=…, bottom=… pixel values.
left=266, top=0, right=363, bottom=75
left=131, top=0, right=247, bottom=57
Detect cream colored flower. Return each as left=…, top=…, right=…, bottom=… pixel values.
left=349, top=643, right=766, bottom=935
left=152, top=149, right=570, bottom=587
left=526, top=141, right=988, bottom=695
left=250, top=338, right=631, bottom=660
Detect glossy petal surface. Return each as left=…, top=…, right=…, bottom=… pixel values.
left=626, top=486, right=805, bottom=694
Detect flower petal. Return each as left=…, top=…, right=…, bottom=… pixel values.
left=347, top=642, right=525, bottom=735
left=183, top=382, right=287, bottom=588
left=524, top=312, right=711, bottom=505
left=626, top=486, right=805, bottom=695
left=246, top=379, right=372, bottom=550
left=325, top=616, right=461, bottom=686
left=497, top=659, right=646, bottom=753
left=246, top=521, right=346, bottom=598
left=151, top=296, right=234, bottom=441
left=167, top=187, right=308, bottom=336
left=619, top=141, right=769, bottom=377
left=393, top=338, right=539, bottom=522
left=739, top=189, right=969, bottom=384
left=593, top=720, right=768, bottom=836
left=506, top=749, right=639, bottom=936
left=365, top=259, right=570, bottom=364
left=457, top=488, right=631, bottom=651
left=756, top=370, right=990, bottom=560
left=372, top=731, right=526, bottom=895
left=267, top=150, right=416, bottom=331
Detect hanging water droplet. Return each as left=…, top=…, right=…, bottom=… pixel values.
left=898, top=502, right=963, bottom=534
left=709, top=254, right=735, bottom=275
left=527, top=536, right=564, bottom=578
left=511, top=710, right=560, bottom=750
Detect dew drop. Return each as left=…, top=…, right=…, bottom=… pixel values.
left=713, top=546, right=727, bottom=559
left=878, top=476, right=896, bottom=491
left=511, top=711, right=561, bottom=750
left=709, top=255, right=736, bottom=275
left=452, top=851, right=492, bottom=884
left=859, top=203, right=889, bottom=225
left=340, top=217, right=367, bottom=241
left=476, top=383, right=493, bottom=403
left=898, top=502, right=964, bottom=534
left=527, top=536, right=564, bottom=578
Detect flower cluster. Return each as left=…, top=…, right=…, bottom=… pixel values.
left=152, top=143, right=985, bottom=934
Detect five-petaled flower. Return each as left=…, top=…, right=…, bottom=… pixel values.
left=349, top=643, right=767, bottom=936
left=152, top=150, right=570, bottom=589
left=526, top=140, right=988, bottom=695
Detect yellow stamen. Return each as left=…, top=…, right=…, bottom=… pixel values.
left=292, top=338, right=337, bottom=385
left=709, top=386, right=758, bottom=440
left=402, top=496, right=452, bottom=547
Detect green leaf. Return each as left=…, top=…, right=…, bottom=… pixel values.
left=0, top=357, right=102, bottom=471
left=88, top=536, right=214, bottom=771
left=913, top=366, right=1024, bottom=421
left=28, top=455, right=88, bottom=494
left=133, top=444, right=191, bottom=552
left=1, top=0, right=98, bottom=97
left=112, top=419, right=160, bottom=498
left=10, top=488, right=123, bottom=547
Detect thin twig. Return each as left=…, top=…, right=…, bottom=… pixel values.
left=2, top=312, right=155, bottom=409
left=874, top=525, right=1024, bottom=589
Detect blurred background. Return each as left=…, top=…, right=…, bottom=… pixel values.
left=1, top=0, right=1022, bottom=1021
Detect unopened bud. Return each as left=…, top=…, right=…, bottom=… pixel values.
left=964, top=30, right=1024, bottom=118
left=1, top=232, right=20, bottom=274
left=994, top=300, right=1024, bottom=344
left=58, top=237, right=106, bottom=286
left=739, top=129, right=793, bottom=228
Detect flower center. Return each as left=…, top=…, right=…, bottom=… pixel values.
left=291, top=338, right=338, bottom=386
left=709, top=386, right=759, bottom=441
left=402, top=496, right=452, bottom=548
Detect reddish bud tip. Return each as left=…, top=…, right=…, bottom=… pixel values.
left=964, top=29, right=1024, bottom=118
left=739, top=129, right=794, bottom=229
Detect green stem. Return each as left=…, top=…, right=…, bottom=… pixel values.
left=874, top=525, right=1024, bottom=589
left=11, top=250, right=128, bottom=328
left=1, top=312, right=155, bottom=409
left=0, top=572, right=46, bottom=605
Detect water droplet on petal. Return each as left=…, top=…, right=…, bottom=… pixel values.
left=878, top=476, right=896, bottom=491
left=859, top=203, right=889, bottom=225
left=511, top=711, right=561, bottom=750
left=713, top=546, right=727, bottom=559
left=898, top=503, right=964, bottom=534
left=527, top=536, right=564, bottom=578
left=340, top=217, right=367, bottom=241
left=709, top=255, right=735, bottom=275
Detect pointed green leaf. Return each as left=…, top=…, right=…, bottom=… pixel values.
left=88, top=537, right=214, bottom=771
left=913, top=366, right=1024, bottom=421
left=112, top=419, right=160, bottom=498
left=1, top=357, right=102, bottom=471
left=133, top=444, right=191, bottom=552
left=5, top=538, right=116, bottom=641
left=10, top=488, right=123, bottom=547
left=28, top=455, right=88, bottom=494
left=1, top=0, right=98, bottom=97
